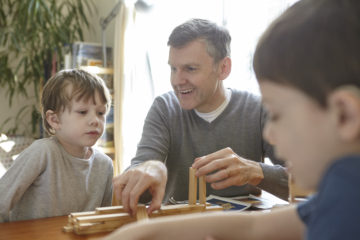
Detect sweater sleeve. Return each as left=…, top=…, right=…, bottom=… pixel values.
left=130, top=96, right=171, bottom=167
left=258, top=162, right=289, bottom=200
left=0, top=141, right=46, bottom=222
left=127, top=95, right=173, bottom=203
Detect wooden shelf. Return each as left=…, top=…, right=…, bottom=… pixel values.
left=79, top=66, right=114, bottom=75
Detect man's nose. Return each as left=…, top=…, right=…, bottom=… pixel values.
left=172, top=70, right=187, bottom=85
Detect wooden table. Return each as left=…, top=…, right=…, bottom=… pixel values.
left=0, top=191, right=289, bottom=240
left=0, top=215, right=110, bottom=240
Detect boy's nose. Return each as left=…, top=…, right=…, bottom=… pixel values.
left=263, top=122, right=276, bottom=146
left=89, top=114, right=100, bottom=126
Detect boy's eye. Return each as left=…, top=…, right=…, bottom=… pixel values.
left=98, top=111, right=105, bottom=116
left=268, top=113, right=279, bottom=122
left=77, top=110, right=87, bottom=115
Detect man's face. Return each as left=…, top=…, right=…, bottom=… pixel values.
left=168, top=39, right=225, bottom=113
left=260, top=80, right=338, bottom=190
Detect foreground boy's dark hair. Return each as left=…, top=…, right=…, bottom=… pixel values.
left=253, top=0, right=360, bottom=107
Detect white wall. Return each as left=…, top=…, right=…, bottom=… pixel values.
left=83, top=0, right=117, bottom=49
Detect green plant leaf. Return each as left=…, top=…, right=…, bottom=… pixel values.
left=1, top=0, right=95, bottom=137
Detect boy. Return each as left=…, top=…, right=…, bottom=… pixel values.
left=103, top=0, right=360, bottom=239
left=0, top=69, right=114, bottom=222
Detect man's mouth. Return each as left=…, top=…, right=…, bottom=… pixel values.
left=179, top=88, right=194, bottom=94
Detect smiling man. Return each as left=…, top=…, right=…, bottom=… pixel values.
left=112, top=18, right=288, bottom=216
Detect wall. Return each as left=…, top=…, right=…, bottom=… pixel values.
left=0, top=0, right=117, bottom=136
left=83, top=0, right=117, bottom=49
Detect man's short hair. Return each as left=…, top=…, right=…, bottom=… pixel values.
left=168, top=18, right=231, bottom=63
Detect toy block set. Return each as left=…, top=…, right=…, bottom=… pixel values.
left=63, top=167, right=223, bottom=235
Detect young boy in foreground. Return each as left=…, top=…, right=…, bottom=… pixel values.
left=103, top=0, right=360, bottom=239
left=0, top=69, right=114, bottom=222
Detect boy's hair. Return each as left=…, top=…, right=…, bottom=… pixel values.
left=41, top=69, right=112, bottom=135
left=167, top=18, right=231, bottom=63
left=253, top=0, right=360, bottom=107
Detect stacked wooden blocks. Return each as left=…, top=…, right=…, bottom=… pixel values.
left=63, top=167, right=223, bottom=235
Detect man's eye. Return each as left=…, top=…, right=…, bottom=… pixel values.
left=187, top=66, right=196, bottom=72
left=170, top=66, right=176, bottom=73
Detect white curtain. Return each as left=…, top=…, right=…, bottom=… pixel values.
left=113, top=0, right=154, bottom=173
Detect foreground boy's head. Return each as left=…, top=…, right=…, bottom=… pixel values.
left=253, top=0, right=360, bottom=190
left=41, top=69, right=111, bottom=151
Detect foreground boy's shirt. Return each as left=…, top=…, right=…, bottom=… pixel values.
left=298, top=155, right=360, bottom=239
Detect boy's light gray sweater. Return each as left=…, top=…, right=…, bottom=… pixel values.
left=0, top=137, right=113, bottom=222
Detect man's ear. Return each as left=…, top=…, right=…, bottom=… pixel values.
left=329, top=88, right=360, bottom=141
left=46, top=110, right=60, bottom=131
left=218, top=56, right=231, bottom=81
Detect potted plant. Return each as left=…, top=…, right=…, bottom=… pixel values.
left=0, top=0, right=94, bottom=138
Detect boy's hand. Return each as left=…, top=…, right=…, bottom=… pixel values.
left=112, top=160, right=167, bottom=216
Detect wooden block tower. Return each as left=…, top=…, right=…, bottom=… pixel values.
left=63, top=167, right=221, bottom=235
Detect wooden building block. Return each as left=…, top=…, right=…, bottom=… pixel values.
left=188, top=167, right=197, bottom=205
left=96, top=206, right=125, bottom=214
left=136, top=205, right=149, bottom=222
left=199, top=176, right=206, bottom=204
left=64, top=167, right=225, bottom=235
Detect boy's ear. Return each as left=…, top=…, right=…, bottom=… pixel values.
left=329, top=89, right=360, bottom=141
left=218, top=56, right=231, bottom=81
left=45, top=110, right=60, bottom=131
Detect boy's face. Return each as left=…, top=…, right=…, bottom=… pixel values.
left=55, top=90, right=107, bottom=156
left=168, top=39, right=226, bottom=113
left=260, top=81, right=339, bottom=190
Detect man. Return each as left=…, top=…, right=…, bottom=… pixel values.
left=113, top=18, right=288, bottom=215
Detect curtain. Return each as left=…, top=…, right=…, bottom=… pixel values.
left=113, top=1, right=135, bottom=175
left=113, top=0, right=154, bottom=174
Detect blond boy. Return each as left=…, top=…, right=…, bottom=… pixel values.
left=0, top=69, right=113, bottom=222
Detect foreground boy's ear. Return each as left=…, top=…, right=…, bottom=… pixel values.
left=46, top=110, right=60, bottom=131
left=329, top=88, right=360, bottom=141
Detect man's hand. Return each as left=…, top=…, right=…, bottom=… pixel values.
left=112, top=160, right=167, bottom=216
left=192, top=147, right=264, bottom=190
